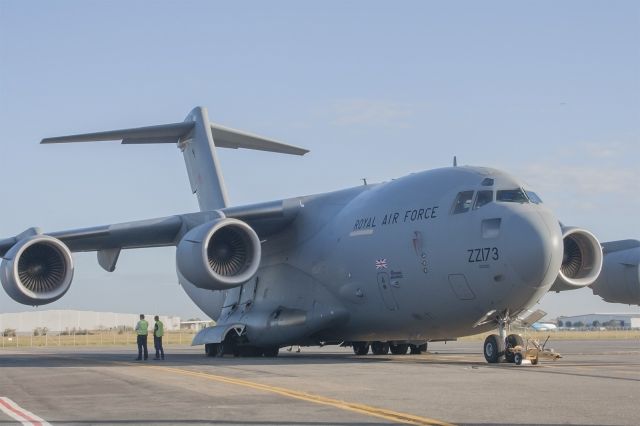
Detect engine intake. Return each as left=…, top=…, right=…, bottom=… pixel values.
left=1, top=236, right=74, bottom=305
left=551, top=227, right=603, bottom=291
left=176, top=218, right=261, bottom=290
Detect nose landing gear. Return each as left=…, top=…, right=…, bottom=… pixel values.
left=482, top=310, right=524, bottom=364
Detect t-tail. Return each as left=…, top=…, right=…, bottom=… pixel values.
left=41, top=106, right=309, bottom=211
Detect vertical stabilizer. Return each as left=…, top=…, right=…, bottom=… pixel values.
left=180, top=107, right=229, bottom=210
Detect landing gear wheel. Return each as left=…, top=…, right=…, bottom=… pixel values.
left=504, top=334, right=524, bottom=363
left=389, top=343, right=409, bottom=355
left=239, top=346, right=263, bottom=357
left=409, top=343, right=427, bottom=354
left=371, top=341, right=390, bottom=355
left=205, top=343, right=215, bottom=357
left=483, top=334, right=503, bottom=363
left=262, top=347, right=280, bottom=357
left=352, top=342, right=370, bottom=355
left=214, top=342, right=226, bottom=357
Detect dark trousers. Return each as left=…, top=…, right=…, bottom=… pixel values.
left=154, top=336, right=164, bottom=359
left=137, top=335, right=148, bottom=360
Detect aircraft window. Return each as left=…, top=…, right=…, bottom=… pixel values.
left=526, top=191, right=543, bottom=204
left=473, top=190, right=493, bottom=209
left=496, top=188, right=529, bottom=203
left=481, top=178, right=494, bottom=186
left=452, top=191, right=475, bottom=214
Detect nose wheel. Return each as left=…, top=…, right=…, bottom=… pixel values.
left=483, top=334, right=503, bottom=363
left=483, top=310, right=521, bottom=364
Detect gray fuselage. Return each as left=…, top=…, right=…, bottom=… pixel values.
left=182, top=166, right=563, bottom=346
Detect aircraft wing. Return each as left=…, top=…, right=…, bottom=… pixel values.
left=0, top=199, right=302, bottom=269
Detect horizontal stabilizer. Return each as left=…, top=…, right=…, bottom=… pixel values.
left=41, top=122, right=194, bottom=145
left=41, top=121, right=308, bottom=155
left=210, top=124, right=308, bottom=155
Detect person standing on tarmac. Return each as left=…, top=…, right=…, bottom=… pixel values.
left=153, top=315, right=165, bottom=360
left=135, top=314, right=149, bottom=361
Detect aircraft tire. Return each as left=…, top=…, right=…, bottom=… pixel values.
left=504, top=334, right=523, bottom=363
left=483, top=334, right=503, bottom=363
left=514, top=352, right=523, bottom=365
left=205, top=343, right=215, bottom=357
left=389, top=343, right=409, bottom=355
left=239, top=346, right=263, bottom=357
left=371, top=341, right=390, bottom=355
left=352, top=342, right=370, bottom=355
left=409, top=343, right=426, bottom=354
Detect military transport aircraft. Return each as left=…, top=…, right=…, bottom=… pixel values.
left=1, top=107, right=638, bottom=363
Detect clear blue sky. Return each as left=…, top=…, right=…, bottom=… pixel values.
left=1, top=1, right=638, bottom=320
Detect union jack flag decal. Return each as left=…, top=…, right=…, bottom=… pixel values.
left=375, top=259, right=388, bottom=269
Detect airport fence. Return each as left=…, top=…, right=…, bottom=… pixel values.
left=0, top=330, right=197, bottom=349
left=459, top=328, right=640, bottom=341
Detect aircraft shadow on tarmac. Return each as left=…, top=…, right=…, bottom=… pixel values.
left=0, top=351, right=487, bottom=368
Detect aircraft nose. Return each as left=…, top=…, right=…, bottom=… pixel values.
left=503, top=210, right=563, bottom=289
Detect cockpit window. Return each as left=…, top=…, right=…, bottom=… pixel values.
left=525, top=190, right=543, bottom=204
left=474, top=190, right=493, bottom=209
left=496, top=188, right=529, bottom=203
left=452, top=191, right=475, bottom=214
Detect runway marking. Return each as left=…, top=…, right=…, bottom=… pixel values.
left=135, top=363, right=454, bottom=426
left=0, top=397, right=51, bottom=426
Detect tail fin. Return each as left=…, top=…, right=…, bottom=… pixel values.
left=41, top=106, right=309, bottom=211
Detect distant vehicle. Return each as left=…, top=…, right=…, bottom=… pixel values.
left=1, top=106, right=639, bottom=364
left=531, top=322, right=558, bottom=331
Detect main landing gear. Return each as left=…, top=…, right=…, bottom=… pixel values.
left=351, top=341, right=427, bottom=356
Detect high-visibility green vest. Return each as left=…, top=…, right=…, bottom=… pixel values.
left=137, top=319, right=148, bottom=335
left=154, top=320, right=164, bottom=337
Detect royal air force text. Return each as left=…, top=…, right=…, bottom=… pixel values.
left=353, top=206, right=439, bottom=231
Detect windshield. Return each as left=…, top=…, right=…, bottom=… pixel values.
left=496, top=188, right=529, bottom=203
left=525, top=190, right=543, bottom=204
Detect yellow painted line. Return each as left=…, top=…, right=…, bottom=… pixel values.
left=134, top=363, right=454, bottom=426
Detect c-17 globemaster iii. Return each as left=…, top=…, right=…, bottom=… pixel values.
left=1, top=107, right=638, bottom=362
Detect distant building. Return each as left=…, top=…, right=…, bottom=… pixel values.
left=180, top=320, right=213, bottom=331
left=0, top=310, right=181, bottom=334
left=557, top=313, right=640, bottom=329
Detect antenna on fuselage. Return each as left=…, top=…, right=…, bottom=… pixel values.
left=453, top=156, right=458, bottom=167
left=361, top=178, right=368, bottom=186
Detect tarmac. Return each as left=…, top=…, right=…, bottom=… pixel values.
left=0, top=339, right=638, bottom=426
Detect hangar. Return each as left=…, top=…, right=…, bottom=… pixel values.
left=557, top=313, right=640, bottom=329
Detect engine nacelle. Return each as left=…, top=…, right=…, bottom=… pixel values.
left=0, top=236, right=74, bottom=305
left=176, top=218, right=261, bottom=291
left=550, top=227, right=603, bottom=291
left=590, top=241, right=640, bottom=305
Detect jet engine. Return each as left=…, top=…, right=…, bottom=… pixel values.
left=0, top=236, right=74, bottom=305
left=550, top=227, right=603, bottom=291
left=589, top=241, right=640, bottom=305
left=176, top=218, right=261, bottom=290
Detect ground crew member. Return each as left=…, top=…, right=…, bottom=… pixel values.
left=135, top=314, right=148, bottom=361
left=153, top=315, right=165, bottom=360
